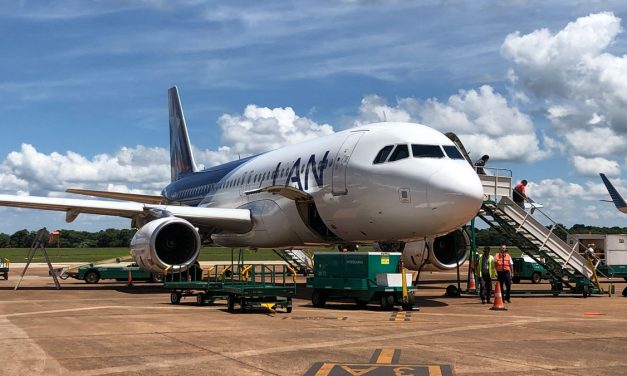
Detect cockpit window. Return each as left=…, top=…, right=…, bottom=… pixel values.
left=442, top=145, right=465, bottom=160
left=373, top=145, right=394, bottom=164
left=411, top=144, right=445, bottom=158
left=388, top=144, right=410, bottom=162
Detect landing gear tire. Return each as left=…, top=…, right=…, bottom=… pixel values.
left=445, top=284, right=460, bottom=297
left=84, top=270, right=100, bottom=284
left=227, top=294, right=235, bottom=312
left=197, top=294, right=205, bottom=306
left=402, top=294, right=416, bottom=311
left=531, top=272, right=541, bottom=284
left=286, top=297, right=293, bottom=313
left=240, top=297, right=247, bottom=312
left=170, top=291, right=181, bottom=305
left=622, top=287, right=627, bottom=297
left=312, top=289, right=327, bottom=308
left=583, top=285, right=589, bottom=298
left=379, top=293, right=395, bottom=311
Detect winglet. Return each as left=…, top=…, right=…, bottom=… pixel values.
left=600, top=173, right=627, bottom=209
left=168, top=86, right=198, bottom=182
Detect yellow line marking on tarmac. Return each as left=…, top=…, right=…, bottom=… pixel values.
left=428, top=365, right=443, bottom=376
left=375, top=348, right=395, bottom=364
left=315, top=362, right=335, bottom=376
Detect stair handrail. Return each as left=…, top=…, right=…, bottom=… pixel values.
left=478, top=167, right=513, bottom=201
left=504, top=195, right=605, bottom=278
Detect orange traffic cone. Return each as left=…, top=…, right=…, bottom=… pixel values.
left=468, top=271, right=476, bottom=292
left=490, top=281, right=507, bottom=311
left=127, top=269, right=133, bottom=287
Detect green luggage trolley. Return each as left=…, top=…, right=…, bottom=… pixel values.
left=164, top=254, right=297, bottom=313
left=306, top=252, right=417, bottom=311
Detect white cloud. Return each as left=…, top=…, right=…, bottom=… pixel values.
left=528, top=178, right=587, bottom=200
left=584, top=205, right=600, bottom=220
left=570, top=156, right=621, bottom=177
left=0, top=144, right=170, bottom=195
left=417, top=85, right=550, bottom=162
left=354, top=95, right=414, bottom=125
left=501, top=12, right=627, bottom=175
left=218, top=105, right=334, bottom=155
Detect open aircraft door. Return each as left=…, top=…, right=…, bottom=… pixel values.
left=332, top=131, right=365, bottom=195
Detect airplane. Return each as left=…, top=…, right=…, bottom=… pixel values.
left=0, top=87, right=484, bottom=274
left=600, top=173, right=627, bottom=214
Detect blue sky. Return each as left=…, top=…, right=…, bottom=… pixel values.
left=1, top=1, right=627, bottom=233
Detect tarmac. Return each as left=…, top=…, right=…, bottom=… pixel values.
left=0, top=265, right=626, bottom=375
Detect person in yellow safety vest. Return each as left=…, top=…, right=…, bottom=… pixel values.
left=477, top=246, right=496, bottom=304
left=495, top=245, right=514, bottom=303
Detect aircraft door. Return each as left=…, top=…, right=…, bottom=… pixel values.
left=332, top=131, right=365, bottom=195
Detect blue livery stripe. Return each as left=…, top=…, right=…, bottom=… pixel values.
left=600, top=173, right=627, bottom=209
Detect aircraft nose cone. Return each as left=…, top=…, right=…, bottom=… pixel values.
left=427, top=166, right=483, bottom=230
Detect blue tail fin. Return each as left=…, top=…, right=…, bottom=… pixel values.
left=168, top=86, right=197, bottom=182
left=600, top=173, right=627, bottom=209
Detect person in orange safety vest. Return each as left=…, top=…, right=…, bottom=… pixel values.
left=495, top=245, right=514, bottom=303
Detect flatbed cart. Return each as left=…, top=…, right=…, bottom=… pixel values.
left=0, top=258, right=9, bottom=280
left=306, top=252, right=417, bottom=311
left=164, top=253, right=297, bottom=313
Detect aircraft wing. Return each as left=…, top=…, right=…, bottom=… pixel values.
left=599, top=173, right=627, bottom=211
left=66, top=188, right=167, bottom=204
left=0, top=194, right=251, bottom=233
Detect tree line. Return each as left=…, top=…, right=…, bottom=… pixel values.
left=0, top=228, right=137, bottom=248
left=0, top=223, right=625, bottom=248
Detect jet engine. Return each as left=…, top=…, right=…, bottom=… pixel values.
left=130, top=217, right=201, bottom=274
left=376, top=229, right=469, bottom=272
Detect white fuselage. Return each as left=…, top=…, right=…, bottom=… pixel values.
left=164, top=122, right=484, bottom=248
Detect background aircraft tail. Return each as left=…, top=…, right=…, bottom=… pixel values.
left=168, top=86, right=198, bottom=182
left=600, top=173, right=627, bottom=209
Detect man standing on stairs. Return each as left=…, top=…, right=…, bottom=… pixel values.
left=513, top=180, right=528, bottom=209
left=477, top=246, right=496, bottom=304
left=495, top=245, right=514, bottom=303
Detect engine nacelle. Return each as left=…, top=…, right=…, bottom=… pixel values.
left=376, top=229, right=469, bottom=271
left=404, top=229, right=470, bottom=271
left=130, top=217, right=201, bottom=274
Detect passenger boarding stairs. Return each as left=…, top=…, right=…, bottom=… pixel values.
left=273, top=249, right=313, bottom=276
left=477, top=169, right=601, bottom=294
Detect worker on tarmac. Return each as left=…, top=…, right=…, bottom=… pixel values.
left=495, top=245, right=514, bottom=303
left=477, top=246, right=496, bottom=304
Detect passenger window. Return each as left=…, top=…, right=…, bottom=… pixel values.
left=442, top=145, right=465, bottom=160
left=373, top=145, right=394, bottom=164
left=388, top=144, right=410, bottom=162
left=411, top=144, right=445, bottom=158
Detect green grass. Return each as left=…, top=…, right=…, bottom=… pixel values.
left=0, top=245, right=521, bottom=263
left=0, top=246, right=336, bottom=263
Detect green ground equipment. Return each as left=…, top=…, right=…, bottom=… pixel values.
left=512, top=256, right=550, bottom=284
left=163, top=250, right=296, bottom=313
left=60, top=262, right=162, bottom=284
left=306, top=252, right=417, bottom=311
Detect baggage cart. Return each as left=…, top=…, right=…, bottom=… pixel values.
left=164, top=252, right=296, bottom=313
